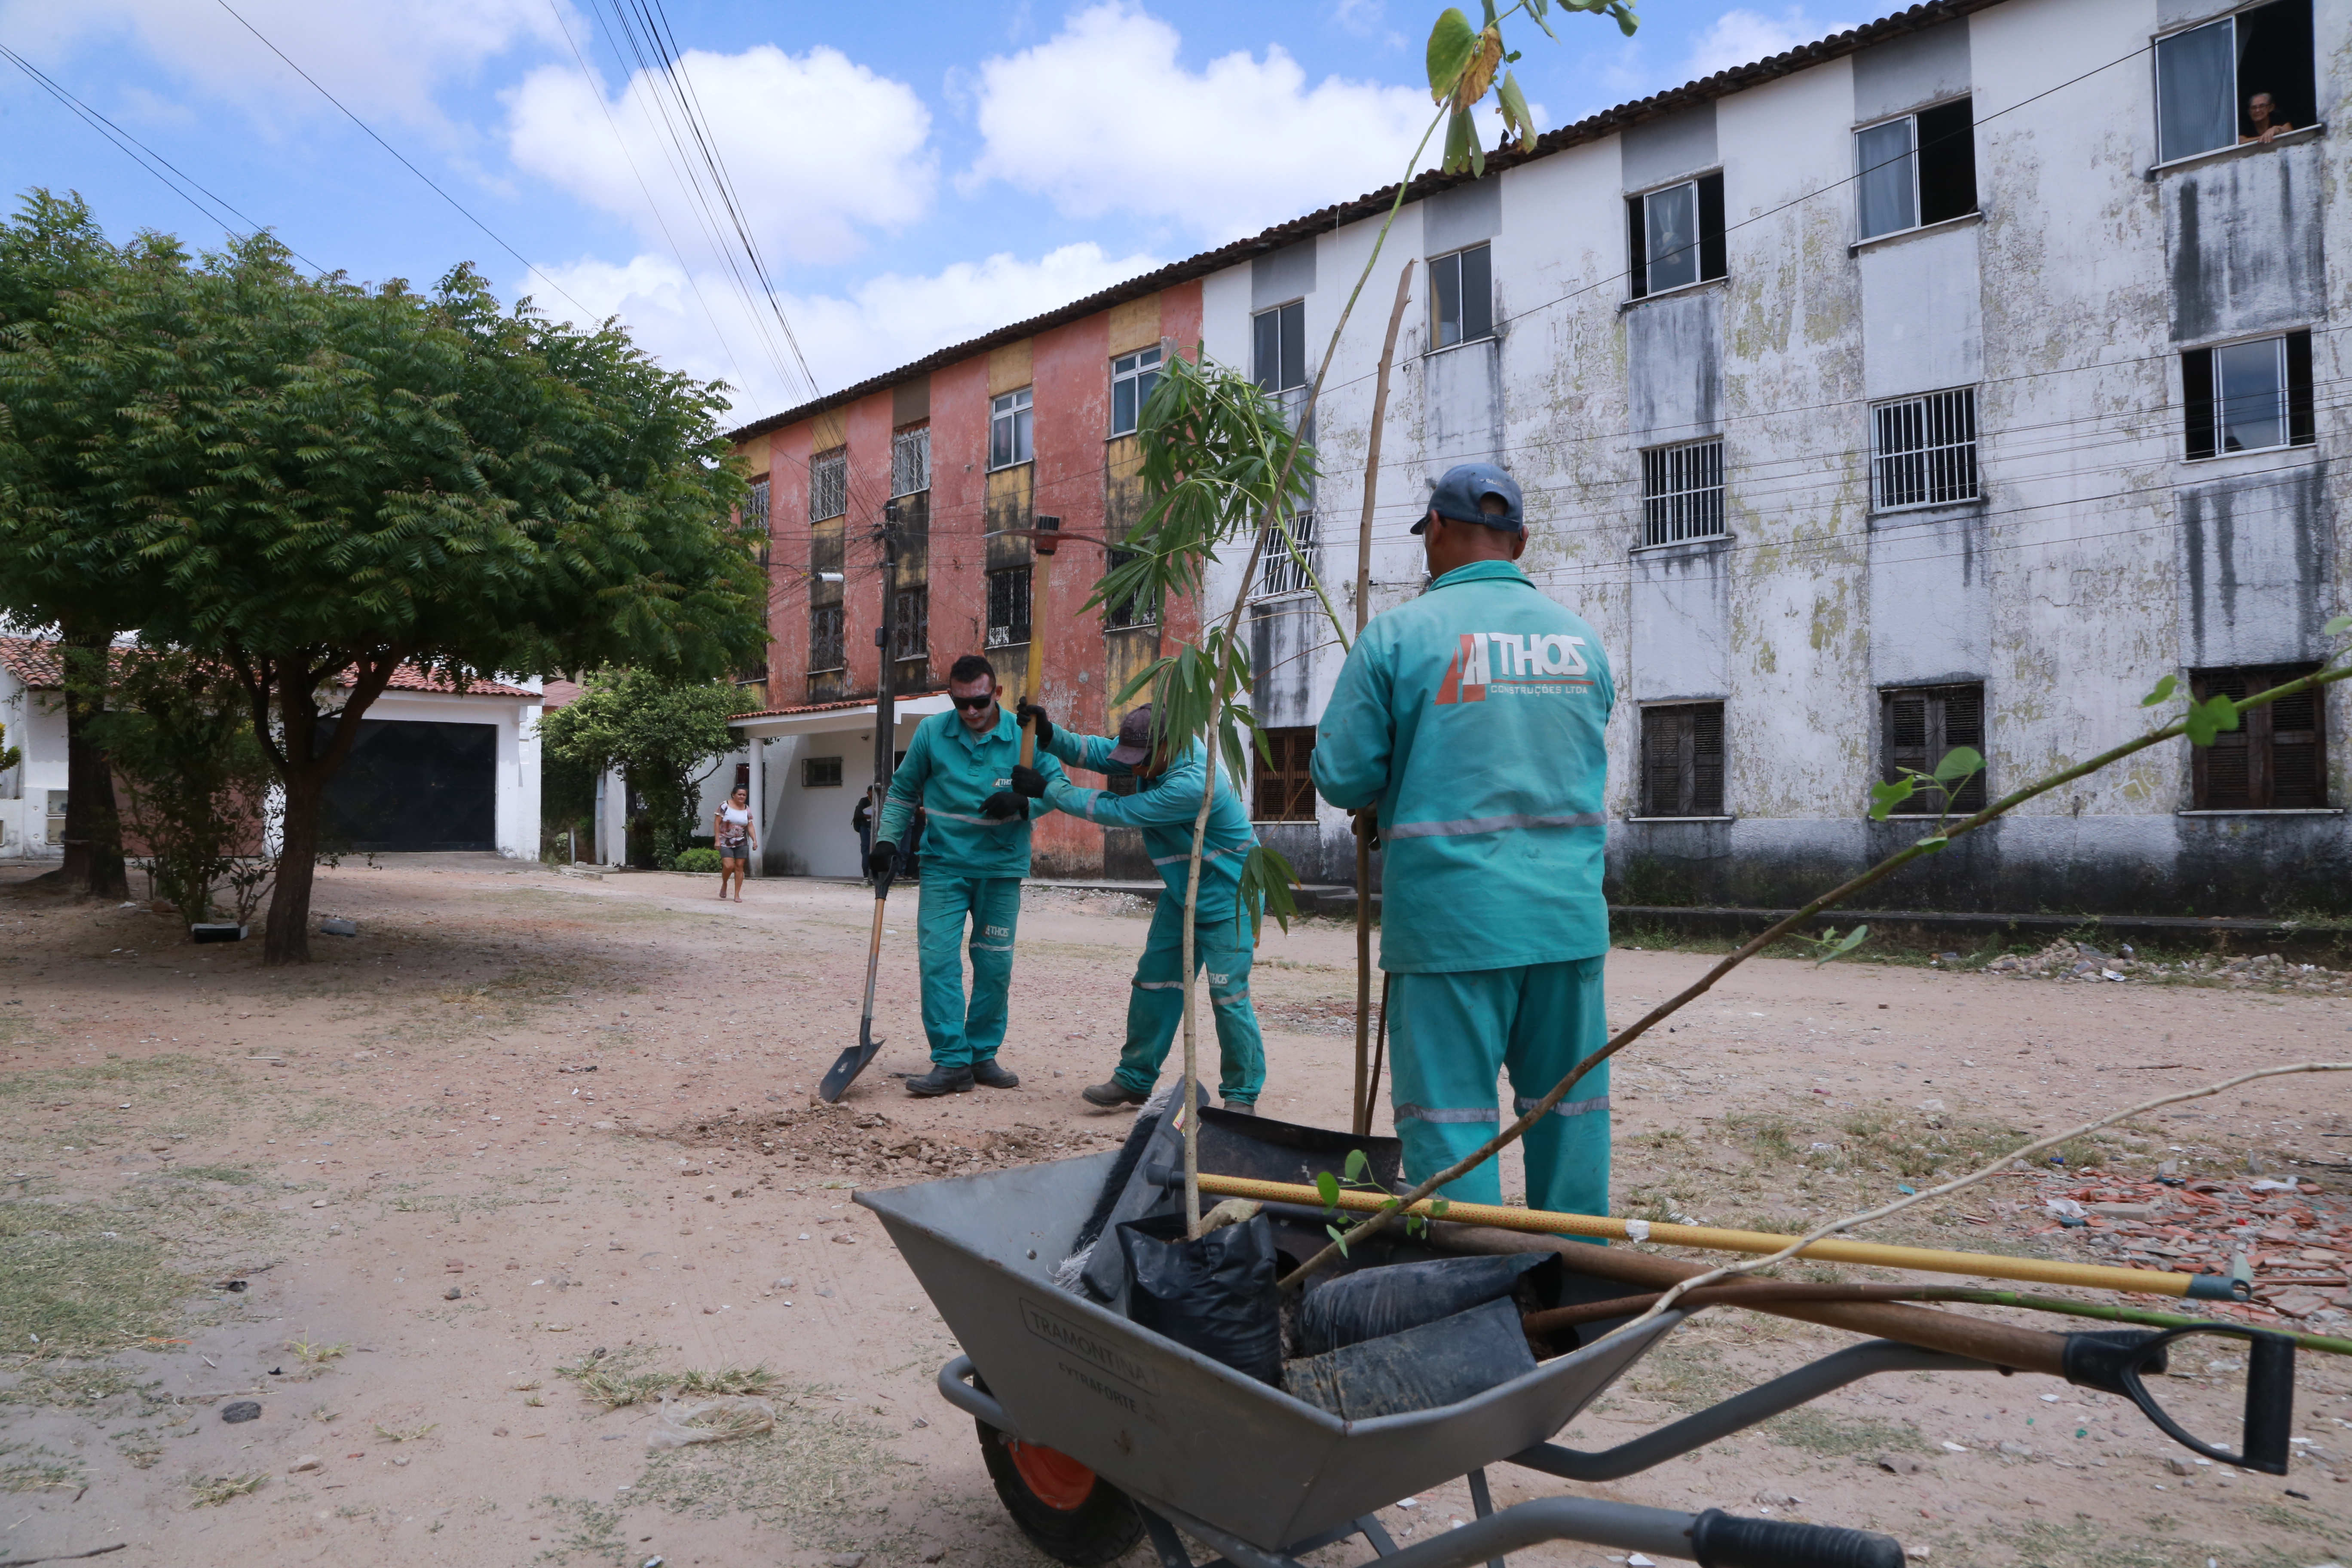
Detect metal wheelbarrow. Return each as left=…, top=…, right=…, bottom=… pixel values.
left=860, top=1150, right=2299, bottom=1568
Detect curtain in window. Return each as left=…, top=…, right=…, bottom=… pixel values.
left=2158, top=18, right=2236, bottom=162
left=1856, top=119, right=1917, bottom=239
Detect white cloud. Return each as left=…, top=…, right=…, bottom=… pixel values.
left=505, top=43, right=934, bottom=268
left=532, top=242, right=1163, bottom=420
left=963, top=2, right=1436, bottom=240
left=1682, top=8, right=1855, bottom=82
left=2, top=0, right=563, bottom=134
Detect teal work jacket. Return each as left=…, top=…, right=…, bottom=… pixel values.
left=877, top=706, right=1066, bottom=879
left=1040, top=731, right=1256, bottom=918
left=1310, top=559, right=1615, bottom=974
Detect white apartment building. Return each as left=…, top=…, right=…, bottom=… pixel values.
left=1192, top=0, right=2346, bottom=916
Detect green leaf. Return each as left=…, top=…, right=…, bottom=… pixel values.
left=1931, top=745, right=1984, bottom=786
left=1914, top=835, right=1949, bottom=852
left=1425, top=8, right=1478, bottom=102
left=1442, top=106, right=1477, bottom=173
left=1343, top=1148, right=1371, bottom=1183
left=1430, top=1197, right=1451, bottom=1217
left=1611, top=0, right=1640, bottom=36
left=1314, top=1170, right=1341, bottom=1208
left=1812, top=924, right=1871, bottom=968
left=1236, top=842, right=1299, bottom=941
left=1867, top=778, right=1914, bottom=821
left=2183, top=692, right=2240, bottom=748
left=1326, top=1223, right=1351, bottom=1257
left=2326, top=613, right=2352, bottom=637
left=1496, top=70, right=1536, bottom=147
left=2140, top=673, right=2178, bottom=708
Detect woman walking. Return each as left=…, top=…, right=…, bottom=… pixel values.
left=714, top=787, right=758, bottom=901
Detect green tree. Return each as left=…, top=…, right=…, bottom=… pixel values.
left=0, top=191, right=197, bottom=899
left=538, top=670, right=744, bottom=868
left=15, top=219, right=762, bottom=962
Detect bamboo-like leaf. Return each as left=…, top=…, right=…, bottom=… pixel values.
left=1426, top=8, right=1478, bottom=102
left=1237, top=842, right=1299, bottom=940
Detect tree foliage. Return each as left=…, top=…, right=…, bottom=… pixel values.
left=539, top=670, right=744, bottom=869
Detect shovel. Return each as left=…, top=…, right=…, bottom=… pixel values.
left=818, top=836, right=898, bottom=1103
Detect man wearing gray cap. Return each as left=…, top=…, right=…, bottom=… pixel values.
left=1008, top=703, right=1268, bottom=1112
left=1310, top=463, right=1617, bottom=1218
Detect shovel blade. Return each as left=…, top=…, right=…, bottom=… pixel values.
left=817, top=1033, right=885, bottom=1104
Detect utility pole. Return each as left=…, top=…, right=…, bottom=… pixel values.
left=872, top=501, right=901, bottom=804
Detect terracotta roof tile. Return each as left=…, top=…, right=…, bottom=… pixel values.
left=0, top=637, right=532, bottom=698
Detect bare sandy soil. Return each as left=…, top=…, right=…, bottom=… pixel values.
left=0, top=855, right=2346, bottom=1568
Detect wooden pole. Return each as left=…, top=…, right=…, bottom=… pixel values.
left=1192, top=1172, right=2227, bottom=1299
left=1021, top=518, right=1060, bottom=765
left=1351, top=261, right=1415, bottom=1136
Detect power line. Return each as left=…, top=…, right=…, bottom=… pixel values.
left=209, top=0, right=594, bottom=320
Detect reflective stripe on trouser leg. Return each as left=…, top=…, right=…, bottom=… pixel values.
left=1387, top=957, right=1611, bottom=1215
left=1116, top=894, right=1266, bottom=1103
left=960, top=876, right=1023, bottom=1065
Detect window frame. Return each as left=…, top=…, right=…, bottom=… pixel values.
left=890, top=585, right=929, bottom=673
left=1639, top=439, right=1727, bottom=547
left=800, top=756, right=844, bottom=789
left=1869, top=386, right=1981, bottom=512
left=1854, top=97, right=1978, bottom=242
left=1109, top=345, right=1164, bottom=438
left=1626, top=172, right=1727, bottom=300
left=1427, top=242, right=1495, bottom=351
left=1252, top=726, right=1319, bottom=822
left=807, top=603, right=845, bottom=675
left=808, top=447, right=848, bottom=522
left=2182, top=330, right=2314, bottom=459
left=890, top=426, right=930, bottom=498
left=985, top=564, right=1032, bottom=649
left=989, top=387, right=1034, bottom=471
left=1879, top=683, right=1988, bottom=816
left=1637, top=702, right=1727, bottom=819
left=2153, top=0, right=2318, bottom=168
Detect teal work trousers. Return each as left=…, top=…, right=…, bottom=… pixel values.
left=1386, top=956, right=1610, bottom=1218
left=1114, top=895, right=1266, bottom=1105
left=916, top=874, right=1023, bottom=1068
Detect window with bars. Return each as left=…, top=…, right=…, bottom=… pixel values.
left=891, top=587, right=929, bottom=668
left=1641, top=441, right=1725, bottom=545
left=1102, top=546, right=1155, bottom=630
left=1111, top=346, right=1163, bottom=437
left=2184, top=331, right=2314, bottom=458
left=891, top=426, right=929, bottom=497
left=1253, top=726, right=1318, bottom=821
left=1627, top=172, right=1726, bottom=299
left=809, top=448, right=847, bottom=521
left=808, top=604, right=845, bottom=674
left=1639, top=704, right=1726, bottom=818
left=2193, top=664, right=2327, bottom=808
left=1259, top=510, right=1318, bottom=597
left=1429, top=243, right=1494, bottom=349
left=989, top=388, right=1033, bottom=470
left=986, top=566, right=1031, bottom=648
left=745, top=475, right=771, bottom=532
left=1871, top=387, right=1978, bottom=510
left=802, top=756, right=843, bottom=788
left=1855, top=98, right=1978, bottom=241
left=1881, top=684, right=1987, bottom=814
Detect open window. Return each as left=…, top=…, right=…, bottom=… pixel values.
left=1639, top=704, right=1726, bottom=818
left=1856, top=98, right=1978, bottom=240
left=2192, top=665, right=2327, bottom=808
left=2156, top=0, right=2315, bottom=164
left=1627, top=172, right=1726, bottom=299
left=1429, top=243, right=1494, bottom=348
left=2184, top=331, right=2314, bottom=457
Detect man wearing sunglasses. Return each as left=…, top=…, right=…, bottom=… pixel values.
left=873, top=653, right=1069, bottom=1096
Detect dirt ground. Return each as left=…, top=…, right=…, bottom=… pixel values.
left=0, top=854, right=2347, bottom=1568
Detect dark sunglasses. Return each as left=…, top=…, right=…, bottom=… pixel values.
left=950, top=692, right=998, bottom=711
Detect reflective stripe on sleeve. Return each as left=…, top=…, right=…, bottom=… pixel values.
left=1149, top=844, right=1250, bottom=867
left=1393, top=1103, right=1501, bottom=1124
left=1382, top=812, right=1607, bottom=839
left=1512, top=1094, right=1612, bottom=1119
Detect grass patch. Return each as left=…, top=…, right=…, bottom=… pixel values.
left=0, top=1441, right=83, bottom=1493
left=676, top=1365, right=779, bottom=1397
left=190, top=1472, right=265, bottom=1507
left=0, top=1202, right=199, bottom=1356
left=1831, top=1106, right=2031, bottom=1181
left=288, top=1337, right=349, bottom=1364
left=173, top=1165, right=257, bottom=1185
left=0, top=1363, right=165, bottom=1411
left=631, top=1382, right=894, bottom=1552
left=1760, top=1408, right=1936, bottom=1456
left=533, top=1495, right=628, bottom=1565
left=372, top=1421, right=438, bottom=1443
left=555, top=1345, right=671, bottom=1410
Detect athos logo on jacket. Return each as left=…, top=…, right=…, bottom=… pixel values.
left=1434, top=631, right=1596, bottom=704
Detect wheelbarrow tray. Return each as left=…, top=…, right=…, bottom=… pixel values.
left=859, top=1152, right=1678, bottom=1552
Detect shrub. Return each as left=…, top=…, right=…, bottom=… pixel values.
left=673, top=847, right=722, bottom=873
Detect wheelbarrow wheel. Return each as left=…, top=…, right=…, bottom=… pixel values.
left=975, top=1416, right=1142, bottom=1566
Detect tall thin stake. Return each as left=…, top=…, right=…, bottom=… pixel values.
left=1351, top=260, right=1415, bottom=1136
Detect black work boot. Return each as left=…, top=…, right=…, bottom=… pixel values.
left=1221, top=1099, right=1256, bottom=1115
left=903, top=1064, right=974, bottom=1097
left=1080, top=1079, right=1148, bottom=1109
left=970, top=1059, right=1020, bottom=1090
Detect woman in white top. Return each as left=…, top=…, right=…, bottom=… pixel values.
left=713, top=787, right=757, bottom=901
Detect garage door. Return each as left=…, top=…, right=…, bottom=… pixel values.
left=320, top=720, right=497, bottom=852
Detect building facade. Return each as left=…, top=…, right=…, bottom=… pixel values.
left=735, top=0, right=2349, bottom=915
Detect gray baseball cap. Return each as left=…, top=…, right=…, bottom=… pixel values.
left=1106, top=704, right=1159, bottom=769
left=1413, top=462, right=1525, bottom=534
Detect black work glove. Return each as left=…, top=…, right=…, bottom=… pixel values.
left=1016, top=701, right=1054, bottom=750
left=866, top=842, right=898, bottom=879
left=1010, top=764, right=1048, bottom=800
left=980, top=791, right=1029, bottom=822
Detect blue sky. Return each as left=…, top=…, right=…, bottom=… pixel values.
left=0, top=1, right=1856, bottom=425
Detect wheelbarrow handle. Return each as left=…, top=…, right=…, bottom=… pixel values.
left=1688, top=1509, right=1905, bottom=1568
left=937, top=1356, right=1010, bottom=1427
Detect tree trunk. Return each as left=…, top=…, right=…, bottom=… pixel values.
left=263, top=683, right=320, bottom=966
left=57, top=633, right=128, bottom=901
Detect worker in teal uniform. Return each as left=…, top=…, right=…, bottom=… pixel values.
left=872, top=653, right=1069, bottom=1097
left=1008, top=703, right=1267, bottom=1113
left=1308, top=463, right=1617, bottom=1216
